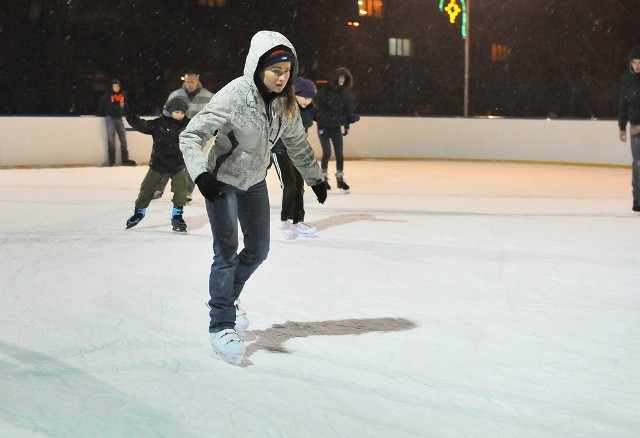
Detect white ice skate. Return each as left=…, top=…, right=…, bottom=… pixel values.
left=233, top=299, right=250, bottom=335
left=282, top=219, right=298, bottom=240
left=205, top=299, right=250, bottom=335
left=210, top=329, right=245, bottom=366
left=295, top=222, right=316, bottom=237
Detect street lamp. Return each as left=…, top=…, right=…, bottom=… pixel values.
left=438, top=0, right=470, bottom=116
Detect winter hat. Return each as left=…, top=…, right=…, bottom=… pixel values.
left=294, top=77, right=317, bottom=98
left=111, top=79, right=121, bottom=86
left=630, top=47, right=640, bottom=61
left=166, top=97, right=189, bottom=113
left=261, top=47, right=295, bottom=68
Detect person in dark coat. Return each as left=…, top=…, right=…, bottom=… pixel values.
left=271, top=77, right=319, bottom=239
left=124, top=97, right=191, bottom=233
left=618, top=46, right=640, bottom=211
left=314, top=67, right=360, bottom=192
left=98, top=79, right=136, bottom=166
left=153, top=70, right=216, bottom=201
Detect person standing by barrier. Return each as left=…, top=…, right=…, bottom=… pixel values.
left=153, top=71, right=214, bottom=200
left=618, top=47, right=640, bottom=212
left=98, top=79, right=136, bottom=167
left=179, top=31, right=327, bottom=366
left=314, top=67, right=359, bottom=192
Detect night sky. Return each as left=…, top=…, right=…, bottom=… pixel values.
left=1, top=0, right=638, bottom=118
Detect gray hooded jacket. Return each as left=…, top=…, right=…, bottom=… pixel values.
left=179, top=31, right=323, bottom=190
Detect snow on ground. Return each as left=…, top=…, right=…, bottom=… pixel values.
left=0, top=160, right=639, bottom=437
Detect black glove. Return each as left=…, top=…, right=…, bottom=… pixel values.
left=342, top=127, right=349, bottom=136
left=311, top=181, right=327, bottom=204
left=195, top=172, right=226, bottom=201
left=348, top=114, right=360, bottom=123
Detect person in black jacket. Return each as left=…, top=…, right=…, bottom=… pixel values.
left=618, top=47, right=640, bottom=212
left=271, top=77, right=319, bottom=239
left=124, top=97, right=191, bottom=233
left=314, top=67, right=359, bottom=192
left=98, top=79, right=136, bottom=167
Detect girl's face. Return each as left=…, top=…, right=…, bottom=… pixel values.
left=262, top=61, right=291, bottom=93
left=171, top=110, right=185, bottom=121
left=295, top=95, right=313, bottom=108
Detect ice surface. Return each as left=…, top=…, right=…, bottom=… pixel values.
left=1, top=161, right=639, bottom=437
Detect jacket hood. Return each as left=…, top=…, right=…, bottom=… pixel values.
left=330, top=67, right=353, bottom=91
left=244, top=31, right=298, bottom=87
left=629, top=47, right=640, bottom=75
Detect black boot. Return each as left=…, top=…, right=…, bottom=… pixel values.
left=126, top=207, right=146, bottom=229
left=322, top=171, right=331, bottom=190
left=336, top=172, right=350, bottom=192
left=633, top=200, right=640, bottom=212
left=171, top=205, right=187, bottom=234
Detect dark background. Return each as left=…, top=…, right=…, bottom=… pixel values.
left=1, top=0, right=638, bottom=118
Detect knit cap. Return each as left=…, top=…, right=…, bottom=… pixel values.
left=166, top=97, right=189, bottom=113
left=261, top=48, right=295, bottom=68
left=294, top=77, right=317, bottom=98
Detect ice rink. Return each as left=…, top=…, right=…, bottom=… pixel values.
left=1, top=160, right=639, bottom=437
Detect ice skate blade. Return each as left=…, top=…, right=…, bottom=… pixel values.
left=211, top=349, right=244, bottom=366
left=172, top=229, right=187, bottom=234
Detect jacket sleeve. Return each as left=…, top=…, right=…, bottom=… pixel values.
left=619, top=87, right=629, bottom=131
left=125, top=113, right=154, bottom=135
left=280, top=115, right=323, bottom=186
left=179, top=96, right=228, bottom=181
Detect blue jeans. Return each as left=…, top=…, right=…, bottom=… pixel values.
left=205, top=180, right=270, bottom=332
left=105, top=116, right=129, bottom=164
left=631, top=134, right=640, bottom=202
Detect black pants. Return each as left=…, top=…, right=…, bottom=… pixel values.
left=271, top=151, right=305, bottom=223
left=317, top=126, right=344, bottom=172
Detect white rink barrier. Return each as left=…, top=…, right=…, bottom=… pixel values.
left=0, top=115, right=630, bottom=168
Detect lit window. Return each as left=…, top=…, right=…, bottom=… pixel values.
left=358, top=0, right=383, bottom=18
left=389, top=38, right=412, bottom=57
left=197, top=0, right=227, bottom=6
left=491, top=43, right=511, bottom=62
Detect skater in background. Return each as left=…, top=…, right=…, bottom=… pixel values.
left=153, top=71, right=215, bottom=201
left=124, top=97, right=191, bottom=233
left=618, top=46, right=640, bottom=212
left=98, top=79, right=136, bottom=167
left=271, top=76, right=319, bottom=240
left=314, top=67, right=360, bottom=192
left=180, top=30, right=327, bottom=366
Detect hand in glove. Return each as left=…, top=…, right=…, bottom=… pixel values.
left=195, top=172, right=226, bottom=201
left=342, top=127, right=349, bottom=136
left=348, top=114, right=360, bottom=123
left=311, top=181, right=327, bottom=204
